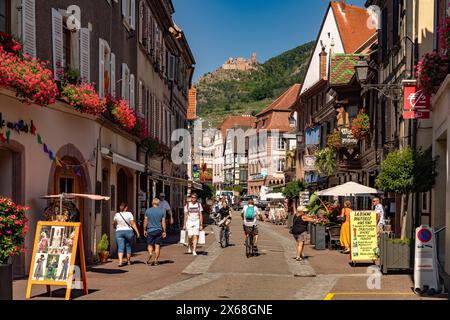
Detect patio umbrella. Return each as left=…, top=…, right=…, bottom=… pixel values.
left=316, top=182, right=380, bottom=197
left=42, top=193, right=111, bottom=214
left=264, top=193, right=285, bottom=200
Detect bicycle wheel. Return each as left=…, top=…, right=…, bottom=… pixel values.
left=220, top=228, right=226, bottom=248
left=225, top=230, right=229, bottom=247
left=245, top=236, right=251, bottom=258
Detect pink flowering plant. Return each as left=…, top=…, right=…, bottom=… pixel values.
left=0, top=47, right=58, bottom=106
left=105, top=95, right=137, bottom=131
left=416, top=52, right=449, bottom=96
left=0, top=197, right=29, bottom=265
left=0, top=32, right=22, bottom=55
left=61, top=83, right=105, bottom=116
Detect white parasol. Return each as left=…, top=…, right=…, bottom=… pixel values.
left=316, top=182, right=380, bottom=197
left=42, top=193, right=111, bottom=213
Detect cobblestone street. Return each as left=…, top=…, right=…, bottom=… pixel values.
left=13, top=213, right=446, bottom=300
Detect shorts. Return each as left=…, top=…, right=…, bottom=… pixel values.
left=243, top=225, right=259, bottom=235
left=147, top=230, right=163, bottom=246
left=186, top=221, right=200, bottom=237
left=293, top=231, right=308, bottom=242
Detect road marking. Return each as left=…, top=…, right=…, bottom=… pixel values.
left=181, top=225, right=223, bottom=275
left=135, top=273, right=221, bottom=300
left=323, top=293, right=335, bottom=300
left=259, top=223, right=316, bottom=277
left=330, top=292, right=416, bottom=295
left=293, top=275, right=339, bottom=300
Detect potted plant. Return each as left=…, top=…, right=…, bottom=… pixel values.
left=60, top=83, right=105, bottom=116
left=97, top=234, right=109, bottom=264
left=327, top=129, right=342, bottom=151
left=416, top=52, right=449, bottom=96
left=379, top=234, right=413, bottom=274
left=351, top=110, right=370, bottom=141
left=314, top=147, right=337, bottom=176
left=0, top=197, right=29, bottom=300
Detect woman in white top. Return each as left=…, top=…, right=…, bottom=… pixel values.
left=113, top=203, right=141, bottom=267
left=183, top=193, right=204, bottom=256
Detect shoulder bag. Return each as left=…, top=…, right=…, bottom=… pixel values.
left=118, top=212, right=138, bottom=238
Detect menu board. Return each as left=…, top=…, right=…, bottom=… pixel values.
left=350, top=211, right=378, bottom=262
left=26, top=221, right=87, bottom=300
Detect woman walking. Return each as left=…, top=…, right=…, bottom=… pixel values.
left=113, top=203, right=140, bottom=267
left=339, top=201, right=352, bottom=254
left=183, top=193, right=203, bottom=256
left=292, top=206, right=317, bottom=261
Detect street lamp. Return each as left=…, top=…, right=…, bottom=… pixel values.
left=354, top=57, right=404, bottom=101
left=296, top=131, right=304, bottom=145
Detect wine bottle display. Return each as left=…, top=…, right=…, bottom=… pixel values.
left=352, top=227, right=358, bottom=257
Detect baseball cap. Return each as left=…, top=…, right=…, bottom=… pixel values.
left=297, top=206, right=308, bottom=212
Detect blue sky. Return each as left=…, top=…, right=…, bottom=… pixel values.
left=172, top=0, right=367, bottom=82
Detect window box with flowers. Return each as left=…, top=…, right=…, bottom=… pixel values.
left=0, top=47, right=58, bottom=107
left=0, top=197, right=29, bottom=300
left=104, top=95, right=137, bottom=132
left=0, top=32, right=22, bottom=56
left=416, top=52, right=449, bottom=96
left=351, top=110, right=370, bottom=141
left=60, top=83, right=105, bottom=116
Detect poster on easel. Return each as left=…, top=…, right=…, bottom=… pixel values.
left=26, top=221, right=88, bottom=300
left=350, top=211, right=378, bottom=264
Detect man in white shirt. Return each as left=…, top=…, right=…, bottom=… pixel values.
left=242, top=200, right=260, bottom=250
left=373, top=197, right=385, bottom=236
left=159, top=193, right=173, bottom=232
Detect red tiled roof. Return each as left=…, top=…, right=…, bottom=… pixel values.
left=331, top=1, right=377, bottom=54
left=256, top=84, right=302, bottom=117
left=187, top=88, right=197, bottom=121
left=218, top=115, right=256, bottom=139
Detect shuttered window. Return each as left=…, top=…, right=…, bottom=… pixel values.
left=130, top=74, right=135, bottom=109
left=79, top=28, right=90, bottom=83
left=138, top=81, right=143, bottom=115
left=110, top=52, right=116, bottom=96
left=121, top=0, right=135, bottom=30
left=22, top=0, right=36, bottom=57
left=98, top=39, right=111, bottom=98
left=51, top=8, right=64, bottom=80
left=138, top=0, right=144, bottom=44
left=121, top=63, right=130, bottom=101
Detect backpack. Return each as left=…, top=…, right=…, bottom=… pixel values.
left=245, top=206, right=255, bottom=221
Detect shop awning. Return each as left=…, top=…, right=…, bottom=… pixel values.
left=102, top=148, right=145, bottom=172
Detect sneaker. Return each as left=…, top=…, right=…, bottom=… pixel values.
left=193, top=251, right=197, bottom=256
left=188, top=247, right=192, bottom=254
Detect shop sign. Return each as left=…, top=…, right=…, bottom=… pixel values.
left=340, top=128, right=358, bottom=146
left=350, top=211, right=378, bottom=262
left=304, top=155, right=316, bottom=171
left=403, top=85, right=430, bottom=119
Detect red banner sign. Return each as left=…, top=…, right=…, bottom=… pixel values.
left=403, top=84, right=430, bottom=119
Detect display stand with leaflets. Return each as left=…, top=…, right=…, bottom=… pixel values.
left=26, top=221, right=88, bottom=300
left=350, top=211, right=378, bottom=266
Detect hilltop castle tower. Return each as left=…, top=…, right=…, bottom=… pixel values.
left=222, top=53, right=258, bottom=71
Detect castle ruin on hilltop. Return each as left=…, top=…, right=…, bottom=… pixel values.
left=222, top=53, right=258, bottom=71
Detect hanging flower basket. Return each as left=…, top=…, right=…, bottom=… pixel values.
left=416, top=52, right=449, bottom=96
left=327, top=130, right=342, bottom=150
left=61, top=83, right=105, bottom=116
left=351, top=111, right=370, bottom=141
left=0, top=48, right=58, bottom=106
left=0, top=197, right=29, bottom=265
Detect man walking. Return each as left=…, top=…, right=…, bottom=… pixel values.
left=159, top=193, right=174, bottom=233
left=144, top=198, right=167, bottom=266
left=372, top=197, right=385, bottom=236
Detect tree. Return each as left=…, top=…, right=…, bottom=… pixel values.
left=198, top=183, right=216, bottom=201
left=283, top=180, right=307, bottom=199
left=233, top=185, right=244, bottom=195
left=315, top=147, right=337, bottom=176
left=376, top=147, right=437, bottom=239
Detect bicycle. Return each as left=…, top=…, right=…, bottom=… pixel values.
left=219, top=225, right=230, bottom=248
left=245, top=226, right=258, bottom=258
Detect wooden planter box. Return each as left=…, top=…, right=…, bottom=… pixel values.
left=314, top=225, right=327, bottom=250
left=380, top=233, right=413, bottom=274
left=309, top=223, right=315, bottom=245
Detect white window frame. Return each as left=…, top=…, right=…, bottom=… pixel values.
left=121, top=63, right=130, bottom=102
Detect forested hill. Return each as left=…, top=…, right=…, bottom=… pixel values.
left=195, top=41, right=314, bottom=127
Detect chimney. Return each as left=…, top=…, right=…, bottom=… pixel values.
left=319, top=46, right=328, bottom=80
left=339, top=0, right=346, bottom=12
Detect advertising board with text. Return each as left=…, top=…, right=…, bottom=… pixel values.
left=350, top=211, right=378, bottom=262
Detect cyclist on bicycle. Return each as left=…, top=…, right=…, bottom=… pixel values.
left=242, top=200, right=259, bottom=251
left=218, top=200, right=232, bottom=227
